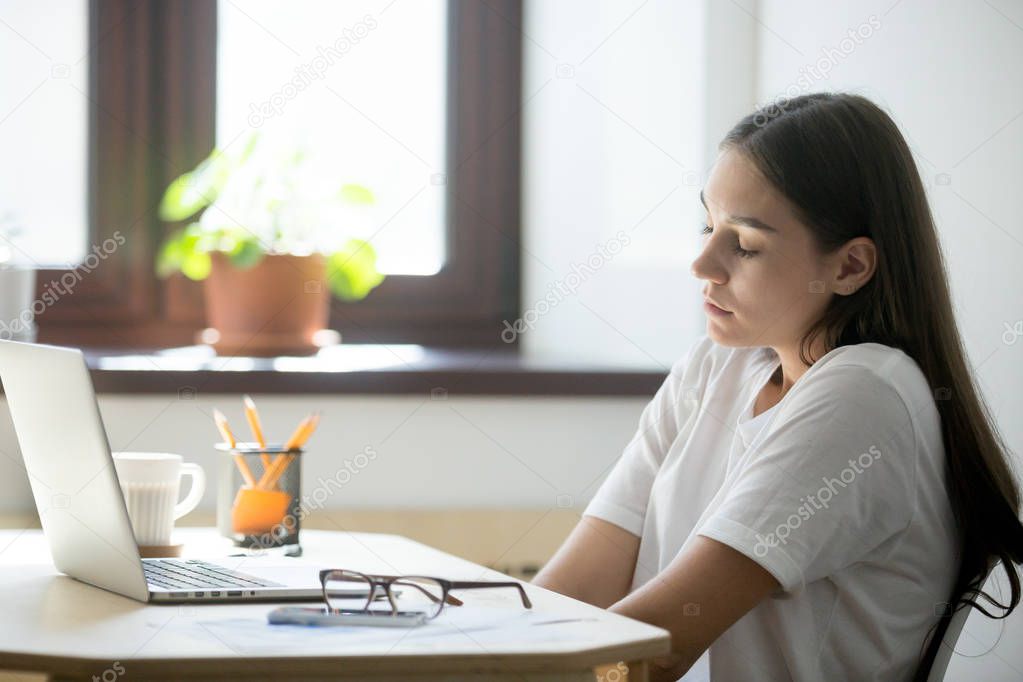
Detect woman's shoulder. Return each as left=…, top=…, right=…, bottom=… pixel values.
left=814, top=342, right=930, bottom=398
left=668, top=338, right=932, bottom=409
left=820, top=340, right=911, bottom=369
left=798, top=341, right=937, bottom=432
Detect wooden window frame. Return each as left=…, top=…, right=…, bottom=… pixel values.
left=36, top=0, right=523, bottom=349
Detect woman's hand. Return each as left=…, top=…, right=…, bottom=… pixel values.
left=534, top=519, right=778, bottom=677
left=648, top=652, right=689, bottom=682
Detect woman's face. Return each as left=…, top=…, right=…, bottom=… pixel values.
left=691, top=148, right=836, bottom=350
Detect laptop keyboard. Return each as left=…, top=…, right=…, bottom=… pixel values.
left=143, top=559, right=283, bottom=591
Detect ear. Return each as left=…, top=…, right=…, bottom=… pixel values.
left=831, top=237, right=876, bottom=296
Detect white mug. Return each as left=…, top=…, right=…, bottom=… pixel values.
left=113, top=452, right=206, bottom=546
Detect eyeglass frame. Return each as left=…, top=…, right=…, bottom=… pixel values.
left=319, top=569, right=533, bottom=618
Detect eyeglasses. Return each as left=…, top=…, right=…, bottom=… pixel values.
left=319, top=569, right=532, bottom=619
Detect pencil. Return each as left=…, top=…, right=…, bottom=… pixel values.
left=213, top=408, right=257, bottom=488
left=243, top=395, right=273, bottom=472
left=259, top=413, right=313, bottom=489
left=263, top=412, right=320, bottom=489
left=284, top=414, right=316, bottom=450
left=256, top=414, right=311, bottom=489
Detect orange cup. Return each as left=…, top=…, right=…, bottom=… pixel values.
left=231, top=485, right=292, bottom=535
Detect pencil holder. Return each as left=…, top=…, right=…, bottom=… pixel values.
left=215, top=443, right=303, bottom=557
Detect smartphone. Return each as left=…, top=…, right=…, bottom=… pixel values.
left=267, top=606, right=427, bottom=628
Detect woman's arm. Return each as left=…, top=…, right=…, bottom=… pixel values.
left=532, top=516, right=640, bottom=608
left=610, top=536, right=779, bottom=681
left=535, top=522, right=777, bottom=680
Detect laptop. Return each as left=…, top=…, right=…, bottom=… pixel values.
left=0, top=339, right=333, bottom=603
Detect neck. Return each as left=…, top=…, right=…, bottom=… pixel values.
left=768, top=335, right=831, bottom=395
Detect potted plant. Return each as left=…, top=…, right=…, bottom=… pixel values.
left=156, top=132, right=384, bottom=356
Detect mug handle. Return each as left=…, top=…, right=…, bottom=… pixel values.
left=174, top=463, right=207, bottom=520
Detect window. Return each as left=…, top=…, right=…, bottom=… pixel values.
left=35, top=0, right=523, bottom=348
left=216, top=0, right=448, bottom=275
left=0, top=0, right=88, bottom=266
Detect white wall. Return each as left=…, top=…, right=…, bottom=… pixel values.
left=754, top=0, right=1023, bottom=678
left=519, top=0, right=755, bottom=368
left=0, top=393, right=647, bottom=515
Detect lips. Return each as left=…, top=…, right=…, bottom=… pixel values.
left=704, top=297, right=730, bottom=313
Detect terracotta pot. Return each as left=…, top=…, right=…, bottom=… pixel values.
left=202, top=252, right=332, bottom=356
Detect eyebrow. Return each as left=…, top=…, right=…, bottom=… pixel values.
left=700, top=190, right=779, bottom=234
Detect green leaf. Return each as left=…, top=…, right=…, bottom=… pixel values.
left=159, top=173, right=206, bottom=222
left=155, top=224, right=214, bottom=280
left=338, top=183, right=375, bottom=205
left=158, top=148, right=234, bottom=222
left=237, top=130, right=261, bottom=164
left=181, top=250, right=212, bottom=280
left=194, top=230, right=221, bottom=252
left=229, top=239, right=265, bottom=269
left=155, top=230, right=186, bottom=278
left=326, top=239, right=385, bottom=301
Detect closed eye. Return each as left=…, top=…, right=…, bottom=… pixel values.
left=700, top=224, right=758, bottom=259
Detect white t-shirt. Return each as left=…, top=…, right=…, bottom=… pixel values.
left=584, top=335, right=958, bottom=681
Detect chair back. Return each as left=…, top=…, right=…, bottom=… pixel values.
left=925, top=602, right=974, bottom=682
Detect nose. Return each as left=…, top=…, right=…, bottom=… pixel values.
left=690, top=241, right=728, bottom=284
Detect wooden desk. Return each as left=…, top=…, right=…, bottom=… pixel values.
left=0, top=528, right=670, bottom=681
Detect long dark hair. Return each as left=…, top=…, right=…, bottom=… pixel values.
left=720, top=93, right=1023, bottom=678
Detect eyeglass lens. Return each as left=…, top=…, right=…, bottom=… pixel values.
left=323, top=571, right=446, bottom=619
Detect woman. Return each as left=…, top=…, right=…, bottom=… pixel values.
left=533, top=93, right=1023, bottom=681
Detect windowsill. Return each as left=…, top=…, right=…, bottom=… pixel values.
left=73, top=344, right=667, bottom=396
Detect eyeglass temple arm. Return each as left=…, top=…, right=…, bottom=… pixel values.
left=447, top=581, right=533, bottom=608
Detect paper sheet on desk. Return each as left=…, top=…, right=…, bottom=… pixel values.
left=194, top=606, right=587, bottom=655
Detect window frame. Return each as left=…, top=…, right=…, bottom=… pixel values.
left=36, top=0, right=523, bottom=349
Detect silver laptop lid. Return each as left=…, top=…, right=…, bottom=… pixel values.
left=0, top=340, right=148, bottom=601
